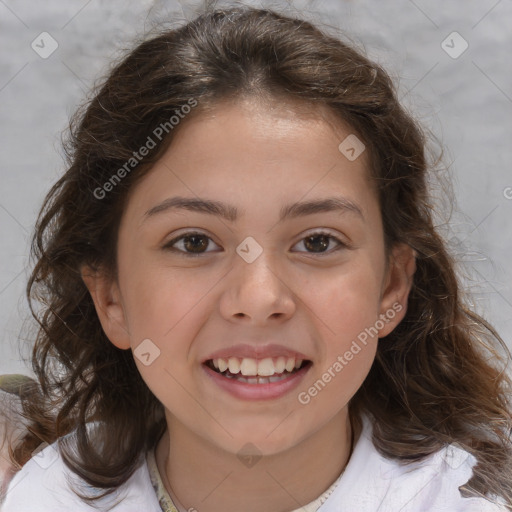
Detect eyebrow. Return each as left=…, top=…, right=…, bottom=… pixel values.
left=143, top=195, right=364, bottom=224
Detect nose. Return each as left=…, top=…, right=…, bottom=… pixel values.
left=218, top=249, right=296, bottom=325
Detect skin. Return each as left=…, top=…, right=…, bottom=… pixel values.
left=82, top=97, right=416, bottom=512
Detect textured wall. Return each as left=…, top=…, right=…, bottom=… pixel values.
left=1, top=0, right=511, bottom=375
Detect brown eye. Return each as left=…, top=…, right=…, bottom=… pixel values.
left=293, top=231, right=345, bottom=255
left=183, top=234, right=208, bottom=253
left=163, top=232, right=220, bottom=256
left=304, top=234, right=330, bottom=253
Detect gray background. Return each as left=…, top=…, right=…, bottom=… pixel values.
left=1, top=0, right=511, bottom=376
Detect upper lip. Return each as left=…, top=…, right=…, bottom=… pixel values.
left=203, top=344, right=311, bottom=363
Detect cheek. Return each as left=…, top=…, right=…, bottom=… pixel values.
left=121, top=261, right=212, bottom=342
left=322, top=294, right=379, bottom=385
left=121, top=266, right=209, bottom=405
left=314, top=259, right=384, bottom=339
left=297, top=271, right=380, bottom=413
left=303, top=257, right=382, bottom=396
left=297, top=341, right=376, bottom=418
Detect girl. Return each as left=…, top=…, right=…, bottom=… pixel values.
left=1, top=4, right=511, bottom=511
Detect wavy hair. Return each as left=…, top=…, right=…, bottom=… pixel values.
left=6, top=4, right=512, bottom=508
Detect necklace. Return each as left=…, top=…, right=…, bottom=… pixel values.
left=162, top=452, right=189, bottom=512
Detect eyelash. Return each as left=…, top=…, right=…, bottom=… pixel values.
left=162, top=230, right=347, bottom=257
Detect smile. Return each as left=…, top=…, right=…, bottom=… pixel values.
left=203, top=357, right=312, bottom=400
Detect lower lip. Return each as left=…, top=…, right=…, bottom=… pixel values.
left=202, top=363, right=311, bottom=401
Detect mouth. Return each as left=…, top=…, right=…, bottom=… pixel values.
left=203, top=356, right=312, bottom=385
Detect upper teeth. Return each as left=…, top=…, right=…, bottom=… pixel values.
left=211, top=357, right=303, bottom=376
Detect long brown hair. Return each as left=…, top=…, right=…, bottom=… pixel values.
left=6, top=4, right=512, bottom=507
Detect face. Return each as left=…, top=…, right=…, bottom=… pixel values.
left=83, top=98, right=415, bottom=457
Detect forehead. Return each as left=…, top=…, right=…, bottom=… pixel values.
left=122, top=97, right=377, bottom=226
left=176, top=96, right=367, bottom=163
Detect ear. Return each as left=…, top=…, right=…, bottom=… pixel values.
left=80, top=265, right=131, bottom=350
left=377, top=243, right=416, bottom=338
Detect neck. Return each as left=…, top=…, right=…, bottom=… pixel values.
left=155, top=409, right=356, bottom=512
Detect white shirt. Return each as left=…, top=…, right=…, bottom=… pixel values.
left=1, top=414, right=508, bottom=512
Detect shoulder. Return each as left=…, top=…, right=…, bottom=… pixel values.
left=319, top=414, right=509, bottom=512
left=1, top=436, right=161, bottom=512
